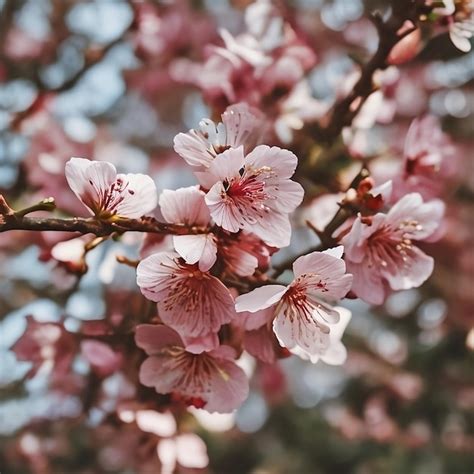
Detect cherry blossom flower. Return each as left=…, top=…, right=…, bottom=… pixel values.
left=393, top=115, right=457, bottom=200
left=136, top=251, right=236, bottom=340
left=433, top=0, right=473, bottom=52
left=235, top=247, right=353, bottom=360
left=199, top=145, right=304, bottom=248
left=173, top=103, right=262, bottom=169
left=65, top=157, right=158, bottom=219
left=135, top=324, right=249, bottom=413
left=341, top=193, right=445, bottom=305
left=11, top=316, right=76, bottom=378
left=80, top=340, right=123, bottom=377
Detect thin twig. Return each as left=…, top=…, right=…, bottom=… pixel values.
left=306, top=0, right=418, bottom=144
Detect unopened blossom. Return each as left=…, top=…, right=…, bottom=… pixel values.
left=341, top=193, right=445, bottom=305
left=65, top=157, right=158, bottom=219
left=173, top=103, right=262, bottom=169
left=135, top=324, right=249, bottom=413
left=235, top=247, right=353, bottom=361
left=199, top=145, right=304, bottom=248
left=136, top=251, right=236, bottom=340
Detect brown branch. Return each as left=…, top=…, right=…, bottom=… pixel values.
left=0, top=214, right=207, bottom=237
left=271, top=166, right=370, bottom=277
left=307, top=1, right=418, bottom=144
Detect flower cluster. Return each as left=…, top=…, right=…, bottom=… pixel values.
left=57, top=95, right=446, bottom=413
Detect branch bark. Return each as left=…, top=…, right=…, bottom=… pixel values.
left=307, top=1, right=418, bottom=144
left=0, top=214, right=206, bottom=237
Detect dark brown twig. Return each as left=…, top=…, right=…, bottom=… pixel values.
left=307, top=0, right=418, bottom=144
left=0, top=214, right=207, bottom=237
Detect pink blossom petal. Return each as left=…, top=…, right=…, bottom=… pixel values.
left=239, top=306, right=275, bottom=330
left=182, top=332, right=220, bottom=354
left=209, top=344, right=237, bottom=361
left=114, top=172, right=158, bottom=218
left=173, top=234, right=217, bottom=271
left=235, top=284, right=287, bottom=313
left=135, top=410, right=177, bottom=437
left=346, top=259, right=386, bottom=305
left=221, top=102, right=263, bottom=149
left=243, top=326, right=276, bottom=364
left=205, top=182, right=243, bottom=233
left=65, top=157, right=115, bottom=214
left=292, top=249, right=353, bottom=301
left=268, top=179, right=304, bottom=214
left=321, top=246, right=345, bottom=259
left=245, top=145, right=298, bottom=180
left=80, top=340, right=122, bottom=376
left=205, top=146, right=246, bottom=183
left=175, top=434, right=209, bottom=469
left=173, top=130, right=215, bottom=168
left=387, top=193, right=444, bottom=240
left=158, top=274, right=236, bottom=338
left=380, top=246, right=434, bottom=291
left=136, top=252, right=179, bottom=302
left=247, top=209, right=292, bottom=248
left=159, top=186, right=210, bottom=226
left=135, top=324, right=183, bottom=356
left=157, top=439, right=177, bottom=474
left=137, top=252, right=236, bottom=338
left=273, top=307, right=330, bottom=356
left=341, top=214, right=385, bottom=264
left=139, top=356, right=183, bottom=392
left=318, top=342, right=347, bottom=365
left=205, top=358, right=249, bottom=413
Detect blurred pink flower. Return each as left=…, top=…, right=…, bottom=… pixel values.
left=199, top=145, right=303, bottom=248
left=65, top=158, right=158, bottom=219
left=236, top=247, right=353, bottom=362
left=11, top=317, right=76, bottom=379
left=80, top=340, right=123, bottom=377
left=136, top=251, right=236, bottom=340
left=393, top=115, right=457, bottom=200
left=135, top=324, right=248, bottom=413
left=157, top=433, right=209, bottom=474
left=342, top=193, right=445, bottom=305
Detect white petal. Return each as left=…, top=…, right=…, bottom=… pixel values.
left=115, top=173, right=158, bottom=218
left=159, top=186, right=210, bottom=226
left=173, top=234, right=217, bottom=271
left=235, top=285, right=287, bottom=313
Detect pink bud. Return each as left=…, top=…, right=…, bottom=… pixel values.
left=388, top=23, right=421, bottom=65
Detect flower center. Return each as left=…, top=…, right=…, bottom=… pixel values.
left=161, top=263, right=211, bottom=313
left=223, top=166, right=276, bottom=223
left=88, top=177, right=134, bottom=217
left=367, top=221, right=422, bottom=269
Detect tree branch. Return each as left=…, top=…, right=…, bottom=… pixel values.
left=307, top=1, right=418, bottom=144
left=0, top=214, right=206, bottom=237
